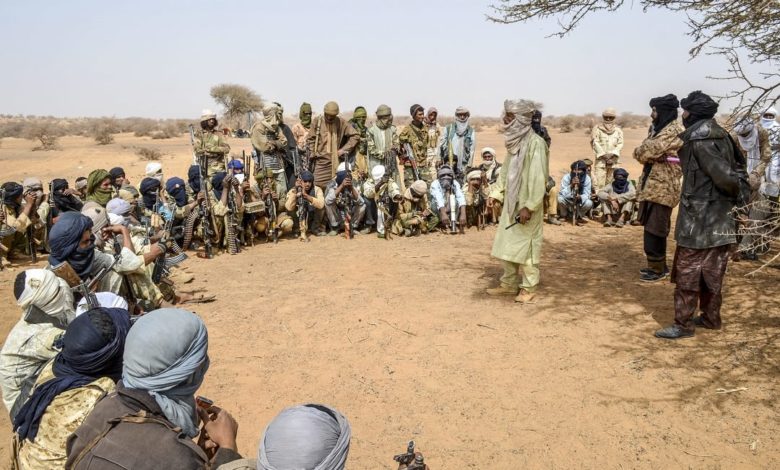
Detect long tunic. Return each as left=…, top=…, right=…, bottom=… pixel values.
left=490, top=134, right=549, bottom=264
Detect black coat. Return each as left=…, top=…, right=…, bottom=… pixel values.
left=675, top=119, right=742, bottom=249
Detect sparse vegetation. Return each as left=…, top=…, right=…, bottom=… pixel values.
left=136, top=147, right=162, bottom=160
left=210, top=83, right=263, bottom=129
left=24, top=121, right=62, bottom=151
left=92, top=117, right=118, bottom=145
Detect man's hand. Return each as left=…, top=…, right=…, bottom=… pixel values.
left=198, top=406, right=239, bottom=453
left=610, top=200, right=620, bottom=212
left=487, top=197, right=496, bottom=208
left=422, top=209, right=432, bottom=218
left=104, top=224, right=128, bottom=236
left=262, top=186, right=271, bottom=198
left=63, top=188, right=78, bottom=197
left=240, top=180, right=250, bottom=193
left=196, top=191, right=206, bottom=202
left=571, top=176, right=580, bottom=187
left=518, top=207, right=532, bottom=224
left=222, top=174, right=233, bottom=186
left=344, top=175, right=352, bottom=188
left=295, top=177, right=304, bottom=189
left=337, top=149, right=347, bottom=158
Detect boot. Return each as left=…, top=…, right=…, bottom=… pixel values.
left=654, top=324, right=694, bottom=339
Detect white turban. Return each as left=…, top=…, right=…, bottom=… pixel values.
left=467, top=170, right=482, bottom=181
left=371, top=165, right=386, bottom=181
left=145, top=162, right=163, bottom=178
left=81, top=205, right=110, bottom=235
left=337, top=162, right=347, bottom=172
left=76, top=292, right=129, bottom=317
left=761, top=106, right=779, bottom=130
left=22, top=177, right=43, bottom=191
left=16, top=269, right=75, bottom=327
left=481, top=147, right=496, bottom=158
left=200, top=109, right=216, bottom=121
left=258, top=404, right=351, bottom=470
left=106, top=198, right=131, bottom=216
left=108, top=213, right=124, bottom=226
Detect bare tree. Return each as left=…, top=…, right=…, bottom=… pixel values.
left=24, top=121, right=62, bottom=151
left=488, top=0, right=779, bottom=116
left=209, top=84, right=262, bottom=129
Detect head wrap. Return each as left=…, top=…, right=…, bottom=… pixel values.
left=467, top=170, right=482, bottom=181
left=761, top=106, right=779, bottom=130
left=350, top=106, right=367, bottom=131
left=371, top=165, right=386, bottom=181
left=76, top=292, right=128, bottom=317
left=109, top=167, right=125, bottom=184
left=49, top=212, right=95, bottom=280
left=583, top=158, right=594, bottom=166
left=406, top=180, right=428, bottom=200
left=165, top=177, right=188, bottom=207
left=106, top=198, right=131, bottom=216
left=410, top=104, right=423, bottom=117
left=258, top=403, right=351, bottom=470
left=118, top=189, right=136, bottom=205
left=531, top=110, right=544, bottom=137
left=108, top=213, right=124, bottom=226
left=74, top=178, right=88, bottom=191
left=15, top=269, right=75, bottom=328
left=299, top=102, right=313, bottom=128
left=227, top=159, right=244, bottom=171
left=734, top=118, right=761, bottom=170
left=261, top=103, right=282, bottom=132
left=145, top=162, right=163, bottom=180
left=454, top=106, right=471, bottom=135
left=570, top=160, right=589, bottom=194
left=22, top=178, right=43, bottom=195
left=51, top=178, right=83, bottom=213
left=481, top=147, right=496, bottom=159
left=85, top=169, right=113, bottom=207
left=187, top=165, right=202, bottom=193
left=425, top=107, right=438, bottom=125
left=14, top=307, right=130, bottom=441
left=139, top=177, right=161, bottom=211
left=324, top=101, right=340, bottom=116
left=375, top=105, right=393, bottom=130
left=437, top=166, right=455, bottom=179
left=200, top=109, right=217, bottom=122
left=300, top=170, right=314, bottom=182
left=501, top=99, right=538, bottom=213
left=122, top=308, right=209, bottom=439
left=649, top=94, right=679, bottom=135
left=611, top=168, right=630, bottom=194
left=335, top=171, right=348, bottom=186
left=82, top=205, right=110, bottom=237
left=2, top=182, right=24, bottom=213
left=211, top=172, right=226, bottom=200
left=680, top=91, right=718, bottom=128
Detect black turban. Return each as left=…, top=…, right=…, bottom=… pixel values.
left=139, top=178, right=161, bottom=211
left=51, top=178, right=83, bottom=213
left=410, top=104, right=423, bottom=117
left=109, top=167, right=125, bottom=183
left=649, top=94, right=679, bottom=135
left=681, top=91, right=718, bottom=127
left=2, top=182, right=24, bottom=213
left=188, top=165, right=202, bottom=194
left=211, top=172, right=226, bottom=200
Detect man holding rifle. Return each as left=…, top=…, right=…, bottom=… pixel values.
left=557, top=160, right=593, bottom=225
left=399, top=104, right=433, bottom=190
left=486, top=99, right=549, bottom=304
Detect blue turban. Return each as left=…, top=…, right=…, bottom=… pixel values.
left=140, top=177, right=162, bottom=211
left=13, top=307, right=130, bottom=441
left=335, top=171, right=348, bottom=186
left=211, top=172, right=226, bottom=200
left=227, top=159, right=244, bottom=171
left=300, top=170, right=314, bottom=182
left=122, top=308, right=209, bottom=438
left=165, top=177, right=187, bottom=207
left=48, top=212, right=94, bottom=279
left=187, top=165, right=202, bottom=193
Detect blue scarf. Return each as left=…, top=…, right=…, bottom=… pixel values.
left=48, top=212, right=95, bottom=280
left=166, top=177, right=188, bottom=207
left=612, top=168, right=630, bottom=194
left=13, top=308, right=130, bottom=441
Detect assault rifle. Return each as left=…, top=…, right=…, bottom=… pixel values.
left=340, top=159, right=355, bottom=239
left=401, top=143, right=421, bottom=182
left=377, top=150, right=398, bottom=240
left=261, top=168, right=278, bottom=243
left=241, top=150, right=255, bottom=247
left=393, top=440, right=428, bottom=470
left=292, top=148, right=309, bottom=239
left=572, top=177, right=581, bottom=226
left=0, top=188, right=16, bottom=269
left=24, top=189, right=38, bottom=263
left=151, top=195, right=188, bottom=282
left=46, top=181, right=54, bottom=231
left=198, top=162, right=216, bottom=258
left=224, top=156, right=240, bottom=255
left=447, top=188, right=458, bottom=234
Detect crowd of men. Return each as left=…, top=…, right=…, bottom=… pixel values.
left=0, top=93, right=777, bottom=468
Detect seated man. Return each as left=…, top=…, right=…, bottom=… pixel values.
left=478, top=147, right=502, bottom=222
left=13, top=307, right=130, bottom=470
left=22, top=177, right=50, bottom=256
left=254, top=168, right=294, bottom=242
left=463, top=169, right=489, bottom=228
left=598, top=168, right=637, bottom=227
left=226, top=403, right=351, bottom=470
left=362, top=164, right=402, bottom=238
left=284, top=170, right=325, bottom=241
left=324, top=170, right=367, bottom=236
left=430, top=165, right=466, bottom=233
left=73, top=177, right=88, bottom=200
left=1, top=182, right=38, bottom=265
left=1, top=269, right=75, bottom=418
left=557, top=160, right=593, bottom=225
left=65, top=308, right=243, bottom=469
left=392, top=180, right=439, bottom=236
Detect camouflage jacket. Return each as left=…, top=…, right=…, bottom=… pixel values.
left=633, top=121, right=684, bottom=208
left=193, top=129, right=231, bottom=157
left=399, top=123, right=430, bottom=165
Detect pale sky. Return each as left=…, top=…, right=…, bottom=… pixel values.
left=0, top=0, right=769, bottom=119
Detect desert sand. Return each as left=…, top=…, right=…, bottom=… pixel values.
left=0, top=127, right=777, bottom=468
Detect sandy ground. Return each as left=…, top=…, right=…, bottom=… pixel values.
left=0, top=128, right=778, bottom=468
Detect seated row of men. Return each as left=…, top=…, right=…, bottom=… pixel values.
left=0, top=275, right=365, bottom=469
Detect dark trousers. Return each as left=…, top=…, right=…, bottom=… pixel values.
left=672, top=245, right=730, bottom=330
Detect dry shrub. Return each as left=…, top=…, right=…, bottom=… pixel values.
left=93, top=118, right=118, bottom=145
left=559, top=115, right=574, bottom=133
left=136, top=147, right=162, bottom=160
left=150, top=122, right=182, bottom=140
left=24, top=121, right=62, bottom=151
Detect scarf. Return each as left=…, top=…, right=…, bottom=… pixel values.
left=2, top=182, right=23, bottom=213
left=106, top=198, right=131, bottom=216
left=570, top=161, right=589, bottom=195
left=85, top=169, right=113, bottom=207
left=16, top=269, right=75, bottom=329
left=326, top=118, right=339, bottom=178
left=165, top=177, right=188, bottom=207
left=122, top=308, right=209, bottom=439
left=501, top=99, right=537, bottom=214
left=350, top=107, right=367, bottom=132
left=211, top=172, right=226, bottom=200
left=734, top=119, right=762, bottom=172
left=299, top=102, right=312, bottom=128
left=612, top=168, right=630, bottom=194
left=649, top=94, right=679, bottom=136
left=14, top=307, right=129, bottom=441
left=681, top=90, right=718, bottom=128
left=139, top=178, right=161, bottom=211
left=761, top=106, right=779, bottom=130
left=51, top=178, right=83, bottom=213
left=187, top=165, right=202, bottom=193
left=258, top=403, right=352, bottom=470
left=49, top=212, right=95, bottom=280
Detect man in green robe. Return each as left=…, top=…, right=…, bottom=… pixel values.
left=486, top=99, right=549, bottom=303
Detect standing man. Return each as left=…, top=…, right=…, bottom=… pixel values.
left=292, top=102, right=313, bottom=151
left=590, top=108, right=624, bottom=191
left=349, top=106, right=369, bottom=178
left=306, top=101, right=359, bottom=190
left=486, top=99, right=549, bottom=303
left=425, top=107, right=443, bottom=176
left=633, top=94, right=684, bottom=281
left=655, top=91, right=744, bottom=339
left=440, top=106, right=476, bottom=181
left=366, top=105, right=400, bottom=172
left=193, top=109, right=231, bottom=174
left=399, top=104, right=432, bottom=190
left=274, top=102, right=301, bottom=191
left=252, top=103, right=290, bottom=199
left=531, top=110, right=552, bottom=148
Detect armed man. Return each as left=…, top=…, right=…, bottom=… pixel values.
left=399, top=104, right=433, bottom=190
left=193, top=109, right=231, bottom=175
left=306, top=101, right=360, bottom=190
left=284, top=170, right=325, bottom=240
